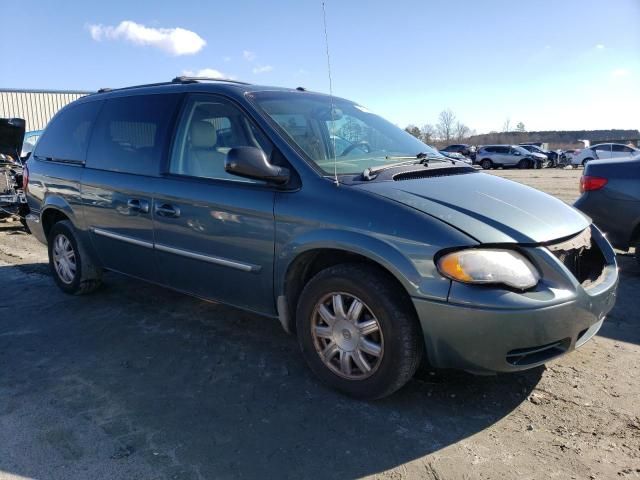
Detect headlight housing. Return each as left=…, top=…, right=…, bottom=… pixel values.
left=437, top=249, right=540, bottom=290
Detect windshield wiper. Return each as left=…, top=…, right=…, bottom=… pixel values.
left=361, top=152, right=449, bottom=180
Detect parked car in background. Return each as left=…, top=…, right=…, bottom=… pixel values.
left=25, top=77, right=619, bottom=399
left=441, top=143, right=476, bottom=160
left=571, top=143, right=639, bottom=167
left=475, top=145, right=541, bottom=169
left=20, top=130, right=44, bottom=160
left=560, top=149, right=581, bottom=166
left=0, top=117, right=28, bottom=227
left=574, top=157, right=640, bottom=264
left=438, top=150, right=472, bottom=165
left=520, top=144, right=557, bottom=167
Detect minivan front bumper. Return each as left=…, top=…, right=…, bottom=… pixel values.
left=413, top=227, right=618, bottom=373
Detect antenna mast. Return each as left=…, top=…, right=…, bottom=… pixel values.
left=321, top=1, right=339, bottom=186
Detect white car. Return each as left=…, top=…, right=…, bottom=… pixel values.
left=571, top=143, right=639, bottom=167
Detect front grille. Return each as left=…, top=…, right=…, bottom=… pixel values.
left=392, top=166, right=475, bottom=181
left=548, top=228, right=606, bottom=286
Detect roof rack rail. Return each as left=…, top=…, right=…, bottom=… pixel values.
left=91, top=77, right=252, bottom=96
left=171, top=76, right=252, bottom=85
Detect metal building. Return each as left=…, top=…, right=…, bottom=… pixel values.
left=0, top=89, right=92, bottom=132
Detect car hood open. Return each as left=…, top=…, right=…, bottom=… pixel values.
left=0, top=118, right=26, bottom=161
left=355, top=171, right=589, bottom=244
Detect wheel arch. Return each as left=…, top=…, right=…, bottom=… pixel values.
left=41, top=206, right=72, bottom=239
left=276, top=232, right=425, bottom=334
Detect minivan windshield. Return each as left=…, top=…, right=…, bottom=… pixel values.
left=250, top=91, right=443, bottom=175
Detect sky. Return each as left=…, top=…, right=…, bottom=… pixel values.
left=1, top=0, right=639, bottom=134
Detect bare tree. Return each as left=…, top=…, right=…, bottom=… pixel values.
left=454, top=122, right=470, bottom=142
left=420, top=124, right=437, bottom=144
left=516, top=121, right=526, bottom=132
left=502, top=117, right=511, bottom=133
left=436, top=109, right=456, bottom=143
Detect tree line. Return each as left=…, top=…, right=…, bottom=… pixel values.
left=404, top=109, right=526, bottom=147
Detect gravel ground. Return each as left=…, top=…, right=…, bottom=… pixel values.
left=0, top=169, right=638, bottom=480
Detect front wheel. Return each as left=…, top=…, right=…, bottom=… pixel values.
left=480, top=159, right=493, bottom=170
left=296, top=264, right=423, bottom=399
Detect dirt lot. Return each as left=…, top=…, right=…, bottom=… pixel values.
left=0, top=169, right=638, bottom=480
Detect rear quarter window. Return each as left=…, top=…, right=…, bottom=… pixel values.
left=34, top=101, right=103, bottom=162
left=86, top=93, right=181, bottom=176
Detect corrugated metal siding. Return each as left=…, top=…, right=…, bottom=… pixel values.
left=0, top=90, right=92, bottom=131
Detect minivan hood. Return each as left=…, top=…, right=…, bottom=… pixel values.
left=355, top=171, right=589, bottom=244
left=0, top=118, right=25, bottom=160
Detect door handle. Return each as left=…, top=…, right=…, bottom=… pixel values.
left=127, top=199, right=150, bottom=213
left=155, top=204, right=181, bottom=218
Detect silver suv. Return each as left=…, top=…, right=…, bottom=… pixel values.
left=476, top=145, right=539, bottom=170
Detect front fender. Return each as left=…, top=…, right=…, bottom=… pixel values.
left=276, top=228, right=452, bottom=302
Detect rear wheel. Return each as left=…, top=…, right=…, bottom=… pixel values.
left=296, top=263, right=423, bottom=399
left=480, top=159, right=493, bottom=170
left=48, top=220, right=102, bottom=295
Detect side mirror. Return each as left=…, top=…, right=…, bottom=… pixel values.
left=225, top=146, right=290, bottom=185
left=513, top=151, right=521, bottom=156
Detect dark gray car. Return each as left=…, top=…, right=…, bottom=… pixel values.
left=574, top=156, right=640, bottom=263
left=24, top=78, right=619, bottom=399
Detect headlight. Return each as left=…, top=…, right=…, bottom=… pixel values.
left=437, top=249, right=540, bottom=290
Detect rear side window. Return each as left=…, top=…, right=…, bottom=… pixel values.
left=86, top=94, right=180, bottom=175
left=612, top=144, right=633, bottom=153
left=35, top=101, right=102, bottom=162
left=496, top=146, right=510, bottom=154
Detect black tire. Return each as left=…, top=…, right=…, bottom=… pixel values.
left=582, top=158, right=593, bottom=167
left=517, top=159, right=529, bottom=169
left=634, top=241, right=640, bottom=266
left=47, top=220, right=102, bottom=295
left=480, top=159, right=492, bottom=170
left=296, top=263, right=423, bottom=399
left=20, top=217, right=31, bottom=234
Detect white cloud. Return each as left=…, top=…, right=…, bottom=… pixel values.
left=243, top=50, right=256, bottom=61
left=252, top=65, right=273, bottom=74
left=88, top=20, right=206, bottom=56
left=182, top=68, right=231, bottom=79
left=611, top=68, right=630, bottom=78
left=595, top=44, right=605, bottom=50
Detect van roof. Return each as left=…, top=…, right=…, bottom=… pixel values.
left=86, top=76, right=312, bottom=100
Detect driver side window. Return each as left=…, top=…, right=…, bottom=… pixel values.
left=169, top=95, right=273, bottom=182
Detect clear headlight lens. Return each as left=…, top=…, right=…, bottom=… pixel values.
left=437, top=249, right=540, bottom=290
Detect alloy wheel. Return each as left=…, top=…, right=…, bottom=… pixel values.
left=311, top=292, right=384, bottom=380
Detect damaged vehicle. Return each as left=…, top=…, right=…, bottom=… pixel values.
left=0, top=118, right=29, bottom=228
left=25, top=78, right=619, bottom=399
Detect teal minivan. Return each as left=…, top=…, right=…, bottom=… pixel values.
left=25, top=77, right=618, bottom=399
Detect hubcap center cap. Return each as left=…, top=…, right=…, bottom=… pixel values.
left=332, top=320, right=358, bottom=351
